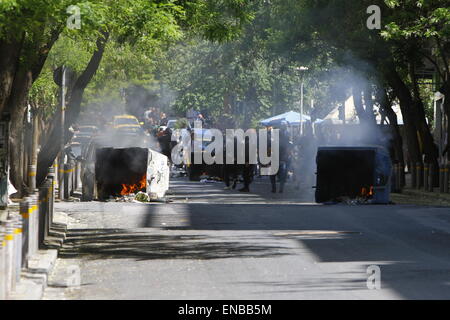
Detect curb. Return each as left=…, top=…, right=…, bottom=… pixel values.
left=9, top=212, right=68, bottom=300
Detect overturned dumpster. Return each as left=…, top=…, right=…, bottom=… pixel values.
left=315, top=146, right=392, bottom=204
left=96, top=147, right=169, bottom=201
left=81, top=138, right=169, bottom=201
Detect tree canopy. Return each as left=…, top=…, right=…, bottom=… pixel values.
left=1, top=0, right=449, bottom=193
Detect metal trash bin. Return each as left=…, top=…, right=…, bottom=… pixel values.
left=315, top=146, right=392, bottom=204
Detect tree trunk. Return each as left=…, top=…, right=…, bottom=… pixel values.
left=377, top=88, right=404, bottom=165
left=353, top=84, right=376, bottom=125
left=2, top=26, right=61, bottom=194
left=409, top=63, right=439, bottom=166
left=352, top=86, right=366, bottom=122
left=439, top=82, right=450, bottom=161
left=36, top=32, right=109, bottom=186
left=0, top=36, right=24, bottom=117
left=363, top=85, right=376, bottom=123
left=7, top=69, right=33, bottom=196
left=384, top=66, right=422, bottom=164
left=353, top=84, right=378, bottom=144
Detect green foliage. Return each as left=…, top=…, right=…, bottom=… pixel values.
left=28, top=68, right=59, bottom=119
left=381, top=1, right=450, bottom=40
left=22, top=0, right=256, bottom=123
left=15, top=0, right=449, bottom=134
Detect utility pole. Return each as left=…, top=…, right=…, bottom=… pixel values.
left=295, top=66, right=309, bottom=136
left=58, top=66, right=66, bottom=200
left=300, top=81, right=304, bottom=135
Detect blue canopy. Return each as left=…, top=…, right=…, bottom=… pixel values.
left=260, top=111, right=311, bottom=126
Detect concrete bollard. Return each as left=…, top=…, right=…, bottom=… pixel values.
left=30, top=193, right=39, bottom=257
left=423, top=163, right=429, bottom=191
left=391, top=165, right=396, bottom=192
left=439, top=164, right=445, bottom=193
left=75, top=161, right=81, bottom=190
left=4, top=218, right=15, bottom=297
left=47, top=168, right=55, bottom=229
left=20, top=199, right=30, bottom=267
left=392, top=164, right=398, bottom=192
left=69, top=162, right=74, bottom=196
left=411, top=163, right=417, bottom=188
left=444, top=164, right=449, bottom=194
left=27, top=164, right=37, bottom=192
left=72, top=162, right=77, bottom=195
left=13, top=214, right=22, bottom=284
left=38, top=181, right=50, bottom=248
left=64, top=163, right=71, bottom=200
left=416, top=162, right=423, bottom=189
left=0, top=226, right=6, bottom=300
left=428, top=163, right=435, bottom=192
left=400, top=163, right=405, bottom=188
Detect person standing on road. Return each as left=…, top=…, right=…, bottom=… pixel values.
left=223, top=135, right=239, bottom=190
left=157, top=127, right=173, bottom=160
left=239, top=131, right=257, bottom=192
left=270, top=122, right=292, bottom=193
left=296, top=122, right=317, bottom=189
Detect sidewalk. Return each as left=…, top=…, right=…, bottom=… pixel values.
left=1, top=202, right=70, bottom=300
left=391, top=188, right=450, bottom=207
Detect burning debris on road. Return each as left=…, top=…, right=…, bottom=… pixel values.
left=81, top=135, right=170, bottom=202
left=96, top=147, right=149, bottom=200
left=315, top=146, right=392, bottom=205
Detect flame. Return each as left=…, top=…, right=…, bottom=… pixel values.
left=120, top=174, right=146, bottom=196
left=360, top=186, right=374, bottom=197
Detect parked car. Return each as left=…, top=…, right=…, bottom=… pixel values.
left=80, top=137, right=99, bottom=201
left=112, top=114, right=143, bottom=129
left=166, top=119, right=182, bottom=130
left=74, top=125, right=98, bottom=137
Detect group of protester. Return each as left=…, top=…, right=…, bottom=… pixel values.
left=143, top=107, right=168, bottom=134
left=222, top=121, right=318, bottom=194
left=141, top=107, right=319, bottom=194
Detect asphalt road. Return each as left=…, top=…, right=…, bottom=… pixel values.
left=44, top=177, right=450, bottom=299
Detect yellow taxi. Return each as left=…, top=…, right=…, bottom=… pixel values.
left=112, top=114, right=142, bottom=129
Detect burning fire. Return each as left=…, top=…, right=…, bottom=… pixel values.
left=360, top=186, right=374, bottom=197
left=120, top=174, right=146, bottom=196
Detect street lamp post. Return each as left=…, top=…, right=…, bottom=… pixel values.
left=300, top=81, right=304, bottom=135
left=59, top=66, right=66, bottom=200
left=295, top=66, right=309, bottom=136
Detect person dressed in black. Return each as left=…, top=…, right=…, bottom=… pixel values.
left=270, top=122, right=292, bottom=193
left=223, top=136, right=239, bottom=190
left=296, top=122, right=317, bottom=189
left=157, top=127, right=173, bottom=160
left=223, top=133, right=256, bottom=192
left=239, top=133, right=256, bottom=192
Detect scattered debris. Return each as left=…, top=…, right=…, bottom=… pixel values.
left=326, top=196, right=374, bottom=205
left=112, top=191, right=155, bottom=203
left=114, top=193, right=136, bottom=202
left=134, top=191, right=150, bottom=202
left=200, top=176, right=223, bottom=183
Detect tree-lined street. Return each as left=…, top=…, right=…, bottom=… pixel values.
left=1, top=0, right=450, bottom=302
left=43, top=177, right=450, bottom=300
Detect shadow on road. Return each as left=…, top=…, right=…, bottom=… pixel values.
left=59, top=228, right=291, bottom=261
left=142, top=202, right=450, bottom=299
